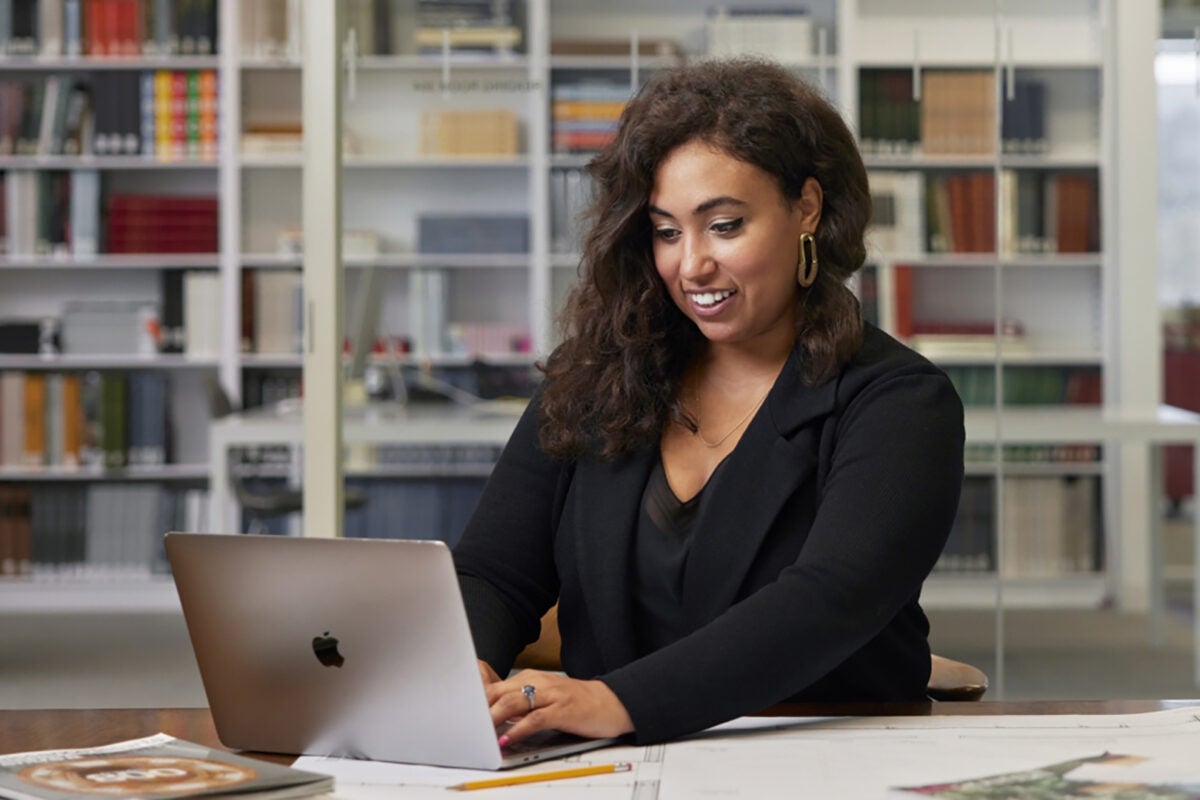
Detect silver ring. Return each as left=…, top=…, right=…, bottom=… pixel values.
left=522, top=684, right=536, bottom=711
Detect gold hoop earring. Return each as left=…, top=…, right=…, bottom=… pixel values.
left=797, top=232, right=818, bottom=288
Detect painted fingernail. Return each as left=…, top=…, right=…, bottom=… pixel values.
left=497, top=735, right=511, bottom=747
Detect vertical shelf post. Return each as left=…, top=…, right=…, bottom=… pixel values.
left=302, top=1, right=345, bottom=539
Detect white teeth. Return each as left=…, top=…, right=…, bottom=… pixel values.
left=692, top=290, right=734, bottom=307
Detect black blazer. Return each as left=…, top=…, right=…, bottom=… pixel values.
left=454, top=323, right=964, bottom=744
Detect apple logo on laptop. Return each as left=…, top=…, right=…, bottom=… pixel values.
left=312, top=631, right=344, bottom=668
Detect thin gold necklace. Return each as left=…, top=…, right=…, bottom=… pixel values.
left=692, top=385, right=771, bottom=449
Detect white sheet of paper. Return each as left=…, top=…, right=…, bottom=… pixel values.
left=291, top=707, right=1200, bottom=800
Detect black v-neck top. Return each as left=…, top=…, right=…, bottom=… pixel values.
left=632, top=456, right=729, bottom=655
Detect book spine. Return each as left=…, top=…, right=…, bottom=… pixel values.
left=135, top=70, right=152, bottom=159
left=22, top=372, right=47, bottom=467
left=40, top=0, right=66, bottom=56
left=69, top=168, right=100, bottom=256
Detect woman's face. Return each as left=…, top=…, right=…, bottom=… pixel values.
left=649, top=139, right=821, bottom=352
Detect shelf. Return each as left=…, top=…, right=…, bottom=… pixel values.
left=963, top=460, right=1106, bottom=477
left=239, top=353, right=302, bottom=369
left=239, top=352, right=537, bottom=369
left=863, top=153, right=1000, bottom=169
left=922, top=349, right=1104, bottom=366
left=549, top=54, right=685, bottom=70
left=0, top=574, right=180, bottom=613
left=0, top=55, right=221, bottom=71
left=240, top=154, right=531, bottom=169
left=237, top=462, right=497, bottom=479
left=863, top=153, right=1101, bottom=170
left=963, top=405, right=1200, bottom=445
left=0, top=254, right=220, bottom=270
left=0, top=355, right=220, bottom=370
left=0, top=155, right=217, bottom=170
left=239, top=54, right=531, bottom=71
left=875, top=253, right=1102, bottom=269
left=549, top=153, right=597, bottom=168
left=922, top=573, right=1109, bottom=609
left=0, top=464, right=209, bottom=482
left=240, top=253, right=531, bottom=270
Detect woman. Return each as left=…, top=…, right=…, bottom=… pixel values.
left=453, top=58, right=964, bottom=746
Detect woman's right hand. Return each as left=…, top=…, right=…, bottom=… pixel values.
left=477, top=659, right=502, bottom=686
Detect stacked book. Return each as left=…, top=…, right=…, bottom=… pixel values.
left=1001, top=74, right=1049, bottom=154
left=551, top=79, right=628, bottom=154
left=925, top=172, right=995, bottom=254
left=0, top=484, right=210, bottom=576
left=998, top=169, right=1100, bottom=254
left=921, top=70, right=996, bottom=156
left=104, top=193, right=218, bottom=253
left=419, top=109, right=518, bottom=157
left=247, top=270, right=303, bottom=355
left=858, top=69, right=920, bottom=155
left=935, top=475, right=1101, bottom=577
left=944, top=365, right=1103, bottom=407
left=414, top=0, right=522, bottom=55
left=146, top=68, right=218, bottom=161
left=412, top=213, right=530, bottom=357
left=866, top=170, right=923, bottom=256
left=0, top=0, right=218, bottom=58
left=935, top=476, right=994, bottom=573
left=0, top=75, right=92, bottom=155
left=705, top=6, right=814, bottom=61
left=0, top=370, right=171, bottom=471
left=550, top=166, right=592, bottom=253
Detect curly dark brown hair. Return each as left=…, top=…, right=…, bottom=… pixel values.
left=539, top=58, right=871, bottom=460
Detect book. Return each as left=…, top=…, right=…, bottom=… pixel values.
left=0, top=733, right=332, bottom=800
left=890, top=751, right=1200, bottom=798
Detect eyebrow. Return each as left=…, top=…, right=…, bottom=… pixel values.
left=648, top=196, right=747, bottom=218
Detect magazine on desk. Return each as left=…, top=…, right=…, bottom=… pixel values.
left=0, top=734, right=332, bottom=800
left=890, top=751, right=1200, bottom=799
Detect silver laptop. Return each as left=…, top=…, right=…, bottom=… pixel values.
left=165, top=533, right=617, bottom=769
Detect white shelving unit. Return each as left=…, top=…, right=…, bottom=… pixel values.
left=1, top=1, right=1172, bottom=619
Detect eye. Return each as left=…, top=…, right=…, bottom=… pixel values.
left=654, top=227, right=681, bottom=242
left=711, top=218, right=744, bottom=235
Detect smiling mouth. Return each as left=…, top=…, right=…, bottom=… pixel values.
left=689, top=289, right=736, bottom=308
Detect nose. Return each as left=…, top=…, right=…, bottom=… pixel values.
left=679, top=233, right=714, bottom=281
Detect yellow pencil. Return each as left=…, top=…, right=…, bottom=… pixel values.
left=448, top=762, right=633, bottom=791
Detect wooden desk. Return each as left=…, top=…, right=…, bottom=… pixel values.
left=4, top=702, right=1197, bottom=761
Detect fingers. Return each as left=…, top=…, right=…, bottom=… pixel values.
left=477, top=659, right=501, bottom=685
left=487, top=674, right=635, bottom=746
left=486, top=671, right=543, bottom=727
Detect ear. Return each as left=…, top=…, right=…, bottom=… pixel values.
left=795, top=177, right=823, bottom=233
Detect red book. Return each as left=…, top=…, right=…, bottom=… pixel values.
left=104, top=0, right=121, bottom=56
left=84, top=0, right=101, bottom=55
left=893, top=265, right=915, bottom=339
left=969, top=172, right=995, bottom=253
left=945, top=174, right=971, bottom=252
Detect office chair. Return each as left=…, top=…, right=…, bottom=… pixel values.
left=204, top=376, right=368, bottom=533
left=512, top=605, right=989, bottom=702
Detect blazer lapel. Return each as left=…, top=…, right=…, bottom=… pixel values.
left=680, top=348, right=839, bottom=630
left=570, top=449, right=654, bottom=672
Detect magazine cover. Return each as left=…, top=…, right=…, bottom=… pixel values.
left=891, top=752, right=1200, bottom=799
left=0, top=734, right=333, bottom=800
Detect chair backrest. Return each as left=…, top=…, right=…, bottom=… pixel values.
left=926, top=654, right=989, bottom=702
left=513, top=606, right=989, bottom=702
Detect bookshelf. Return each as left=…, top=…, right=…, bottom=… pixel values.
left=0, top=1, right=1172, bottom=619
left=838, top=0, right=1150, bottom=609
left=0, top=0, right=222, bottom=596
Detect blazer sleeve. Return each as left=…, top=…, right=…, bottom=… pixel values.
left=599, top=368, right=964, bottom=743
left=453, top=395, right=566, bottom=675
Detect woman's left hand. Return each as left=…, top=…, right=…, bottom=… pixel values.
left=486, top=669, right=634, bottom=745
